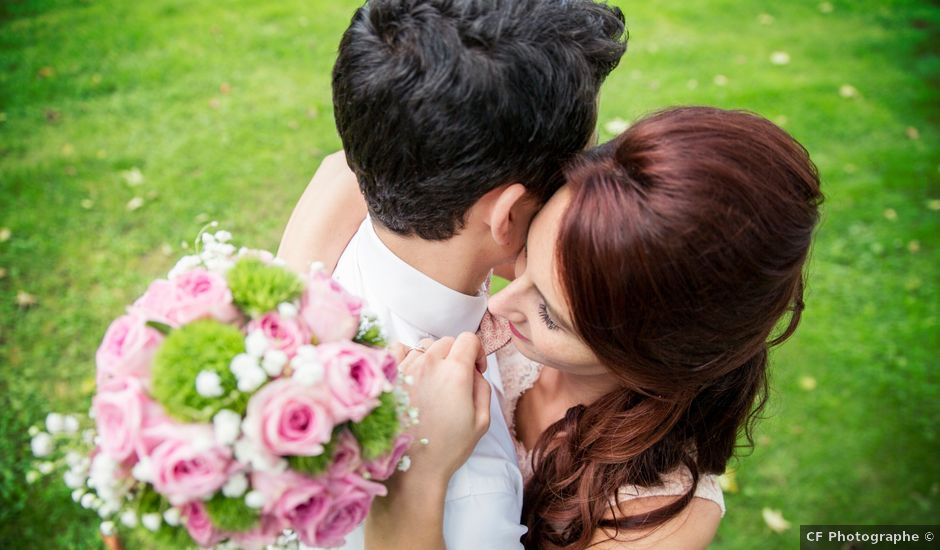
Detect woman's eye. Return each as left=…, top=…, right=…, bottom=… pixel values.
left=538, top=303, right=560, bottom=331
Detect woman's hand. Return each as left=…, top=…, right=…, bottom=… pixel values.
left=365, top=333, right=491, bottom=550
left=394, top=333, right=491, bottom=481
left=277, top=151, right=367, bottom=274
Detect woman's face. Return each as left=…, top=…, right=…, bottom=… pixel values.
left=488, top=185, right=605, bottom=375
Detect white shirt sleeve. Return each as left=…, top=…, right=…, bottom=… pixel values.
left=440, top=369, right=527, bottom=549
left=443, top=491, right=527, bottom=550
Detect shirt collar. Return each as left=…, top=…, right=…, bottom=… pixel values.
left=356, top=219, right=489, bottom=338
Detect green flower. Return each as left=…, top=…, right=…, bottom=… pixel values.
left=151, top=319, right=249, bottom=422
left=204, top=493, right=259, bottom=532
left=226, top=257, right=304, bottom=317
left=286, top=427, right=343, bottom=476
left=354, top=314, right=387, bottom=348
left=350, top=392, right=399, bottom=460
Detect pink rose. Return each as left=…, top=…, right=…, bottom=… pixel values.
left=250, top=470, right=292, bottom=515
left=247, top=312, right=309, bottom=357
left=183, top=501, right=226, bottom=548
left=230, top=514, right=287, bottom=550
left=95, top=314, right=163, bottom=385
left=149, top=425, right=234, bottom=505
left=134, top=400, right=176, bottom=458
left=132, top=269, right=239, bottom=327
left=362, top=434, right=412, bottom=481
left=314, top=474, right=387, bottom=547
left=373, top=349, right=398, bottom=384
left=93, top=377, right=149, bottom=462
left=243, top=379, right=334, bottom=459
left=328, top=430, right=362, bottom=477
left=300, top=271, right=362, bottom=344
left=272, top=473, right=332, bottom=547
left=130, top=279, right=174, bottom=324
left=320, top=342, right=388, bottom=423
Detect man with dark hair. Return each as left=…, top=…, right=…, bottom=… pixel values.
left=279, top=1, right=625, bottom=547
left=333, top=0, right=625, bottom=241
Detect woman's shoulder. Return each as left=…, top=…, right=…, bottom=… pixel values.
left=592, top=469, right=724, bottom=549
left=592, top=495, right=722, bottom=549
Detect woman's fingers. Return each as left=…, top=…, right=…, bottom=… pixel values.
left=447, top=332, right=487, bottom=375
left=389, top=342, right=410, bottom=363
left=472, top=371, right=491, bottom=434
left=423, top=337, right=453, bottom=358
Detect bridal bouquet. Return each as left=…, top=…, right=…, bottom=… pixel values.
left=28, top=229, right=414, bottom=549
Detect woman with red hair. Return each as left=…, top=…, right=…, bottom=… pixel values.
left=486, top=106, right=821, bottom=548
left=283, top=106, right=822, bottom=548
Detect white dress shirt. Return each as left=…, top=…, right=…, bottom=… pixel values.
left=307, top=218, right=526, bottom=550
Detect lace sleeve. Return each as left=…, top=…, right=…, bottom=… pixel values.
left=615, top=469, right=726, bottom=517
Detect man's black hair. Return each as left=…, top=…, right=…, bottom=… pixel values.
left=333, top=0, right=627, bottom=240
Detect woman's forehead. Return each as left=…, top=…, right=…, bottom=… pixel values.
left=529, top=186, right=571, bottom=256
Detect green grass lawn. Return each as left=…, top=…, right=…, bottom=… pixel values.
left=1, top=0, right=938, bottom=548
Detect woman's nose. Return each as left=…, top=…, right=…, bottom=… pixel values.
left=488, top=280, right=526, bottom=323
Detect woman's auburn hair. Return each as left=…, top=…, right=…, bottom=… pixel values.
left=521, top=106, right=823, bottom=549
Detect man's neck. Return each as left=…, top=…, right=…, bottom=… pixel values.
left=373, top=222, right=493, bottom=296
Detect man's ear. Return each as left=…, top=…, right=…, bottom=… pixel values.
left=488, top=183, right=529, bottom=246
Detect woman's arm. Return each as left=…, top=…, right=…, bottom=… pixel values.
left=277, top=151, right=367, bottom=274
left=365, top=334, right=491, bottom=550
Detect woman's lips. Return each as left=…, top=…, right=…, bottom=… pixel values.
left=508, top=322, right=531, bottom=343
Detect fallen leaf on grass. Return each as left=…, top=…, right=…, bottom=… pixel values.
left=16, top=290, right=37, bottom=308
left=37, top=66, right=55, bottom=79
left=0, top=267, right=7, bottom=279
left=906, top=127, right=920, bottom=140
left=0, top=228, right=10, bottom=242
left=927, top=199, right=940, bottom=211
left=126, top=197, right=144, bottom=211
left=799, top=376, right=817, bottom=391
left=718, top=468, right=739, bottom=494
left=883, top=208, right=898, bottom=221
left=839, top=84, right=859, bottom=98
left=907, top=241, right=920, bottom=253
left=122, top=167, right=144, bottom=186
left=770, top=52, right=790, bottom=65
left=604, top=118, right=630, bottom=135
left=762, top=508, right=791, bottom=533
